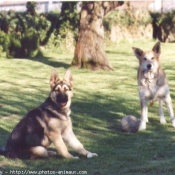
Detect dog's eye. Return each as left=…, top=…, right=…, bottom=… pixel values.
left=143, top=58, right=147, bottom=60
left=64, top=87, right=69, bottom=91
left=151, top=57, right=154, bottom=60
left=55, top=88, right=60, bottom=92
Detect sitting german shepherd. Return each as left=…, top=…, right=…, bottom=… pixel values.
left=0, top=70, right=98, bottom=159
left=132, top=41, right=175, bottom=130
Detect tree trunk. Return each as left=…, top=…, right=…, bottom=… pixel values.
left=71, top=1, right=124, bottom=71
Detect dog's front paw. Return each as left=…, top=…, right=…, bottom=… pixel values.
left=139, top=121, right=146, bottom=131
left=171, top=118, right=175, bottom=128
left=87, top=152, right=98, bottom=158
left=73, top=156, right=79, bottom=159
left=160, top=118, right=167, bottom=124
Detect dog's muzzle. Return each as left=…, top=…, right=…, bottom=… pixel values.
left=147, top=64, right=152, bottom=70
left=57, top=94, right=68, bottom=107
left=146, top=63, right=154, bottom=71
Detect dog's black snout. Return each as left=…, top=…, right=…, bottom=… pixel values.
left=147, top=64, right=152, bottom=69
left=57, top=94, right=68, bottom=102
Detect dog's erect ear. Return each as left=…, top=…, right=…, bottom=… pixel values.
left=64, top=69, right=73, bottom=88
left=50, top=69, right=60, bottom=89
left=132, top=47, right=143, bottom=59
left=152, top=41, right=161, bottom=54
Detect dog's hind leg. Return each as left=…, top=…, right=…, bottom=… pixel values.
left=47, top=151, right=57, bottom=157
left=30, top=146, right=56, bottom=158
left=164, top=94, right=175, bottom=128
left=159, top=100, right=167, bottom=124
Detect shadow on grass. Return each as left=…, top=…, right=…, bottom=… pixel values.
left=0, top=79, right=139, bottom=171
left=0, top=127, right=9, bottom=146
left=69, top=87, right=175, bottom=174
left=72, top=90, right=139, bottom=133
left=19, top=51, right=70, bottom=69
left=163, top=64, right=175, bottom=99
left=0, top=82, right=48, bottom=117
left=106, top=50, right=133, bottom=56
left=1, top=77, right=175, bottom=174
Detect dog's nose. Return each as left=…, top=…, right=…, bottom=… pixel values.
left=58, top=94, right=68, bottom=102
left=147, top=64, right=152, bottom=70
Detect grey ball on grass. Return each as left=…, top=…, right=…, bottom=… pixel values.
left=120, top=115, right=140, bottom=133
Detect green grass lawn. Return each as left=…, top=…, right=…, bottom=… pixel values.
left=1, top=40, right=175, bottom=175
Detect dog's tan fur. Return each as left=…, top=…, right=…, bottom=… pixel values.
left=31, top=70, right=98, bottom=159
left=0, top=70, right=98, bottom=159
left=132, top=42, right=175, bottom=130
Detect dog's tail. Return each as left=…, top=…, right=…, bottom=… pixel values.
left=0, top=147, right=7, bottom=157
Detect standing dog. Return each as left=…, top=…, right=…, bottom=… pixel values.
left=0, top=69, right=98, bottom=159
left=132, top=41, right=175, bottom=130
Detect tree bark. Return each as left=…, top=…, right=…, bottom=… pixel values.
left=71, top=1, right=124, bottom=71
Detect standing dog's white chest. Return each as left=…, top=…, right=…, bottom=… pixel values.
left=139, top=70, right=158, bottom=101
left=139, top=79, right=158, bottom=101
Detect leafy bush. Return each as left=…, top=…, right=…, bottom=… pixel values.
left=45, top=2, right=79, bottom=52
left=0, top=30, right=9, bottom=52
left=151, top=10, right=175, bottom=27
left=26, top=1, right=37, bottom=15
left=0, top=10, right=51, bottom=58
left=21, top=28, right=39, bottom=57
left=103, top=9, right=152, bottom=31
left=0, top=2, right=80, bottom=58
left=150, top=10, right=175, bottom=42
left=7, top=34, right=21, bottom=58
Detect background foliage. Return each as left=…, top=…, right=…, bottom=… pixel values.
left=150, top=10, right=175, bottom=42
left=0, top=2, right=79, bottom=58
left=103, top=9, right=152, bottom=31
left=0, top=1, right=175, bottom=59
left=0, top=10, right=51, bottom=58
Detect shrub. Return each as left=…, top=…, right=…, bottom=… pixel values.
left=8, top=34, right=21, bottom=58
left=0, top=30, right=9, bottom=51
left=0, top=2, right=80, bottom=58
left=45, top=3, right=79, bottom=52
left=103, top=9, right=152, bottom=31
left=150, top=10, right=175, bottom=42
left=0, top=11, right=51, bottom=58
left=21, top=28, right=39, bottom=57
